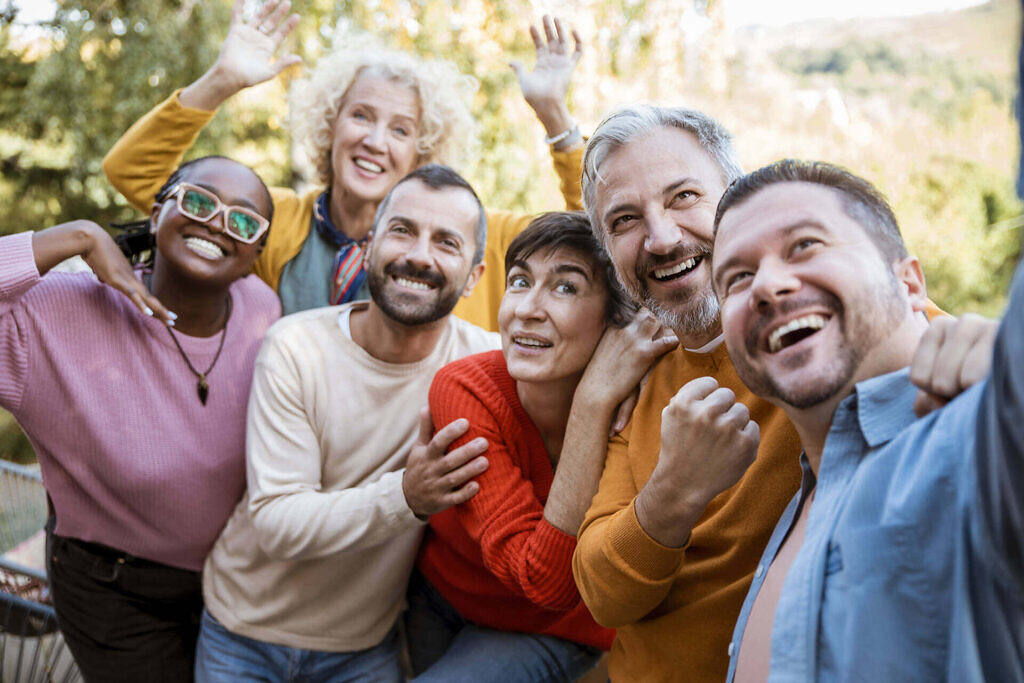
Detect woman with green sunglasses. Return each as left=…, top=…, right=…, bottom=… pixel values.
left=0, top=155, right=281, bottom=682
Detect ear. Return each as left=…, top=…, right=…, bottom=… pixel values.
left=149, top=203, right=162, bottom=234
left=460, top=261, right=486, bottom=298
left=893, top=256, right=928, bottom=313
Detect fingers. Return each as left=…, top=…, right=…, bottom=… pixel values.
left=554, top=17, right=568, bottom=46
left=429, top=417, right=471, bottom=457
left=271, top=52, right=303, bottom=76
left=440, top=480, right=481, bottom=508
left=528, top=24, right=544, bottom=51
left=437, top=436, right=488, bottom=473
left=509, top=60, right=525, bottom=80
left=230, top=0, right=245, bottom=25
left=415, top=406, right=433, bottom=446
left=441, top=452, right=489, bottom=491
left=259, top=0, right=292, bottom=36
left=252, top=0, right=278, bottom=27
left=542, top=15, right=556, bottom=44
left=909, top=317, right=946, bottom=390
left=677, top=376, right=720, bottom=403
left=911, top=315, right=997, bottom=400
left=572, top=28, right=583, bottom=60
left=269, top=13, right=300, bottom=46
left=612, top=389, right=639, bottom=434
left=914, top=390, right=949, bottom=418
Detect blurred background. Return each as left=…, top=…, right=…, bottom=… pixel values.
left=0, top=0, right=1020, bottom=464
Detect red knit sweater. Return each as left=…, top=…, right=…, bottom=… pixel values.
left=418, top=350, right=614, bottom=650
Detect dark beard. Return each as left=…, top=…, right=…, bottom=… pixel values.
left=366, top=260, right=461, bottom=327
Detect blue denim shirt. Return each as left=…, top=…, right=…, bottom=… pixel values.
left=726, top=265, right=1024, bottom=682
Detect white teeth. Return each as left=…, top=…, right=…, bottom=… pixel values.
left=768, top=314, right=828, bottom=353
left=184, top=237, right=226, bottom=260
left=395, top=277, right=433, bottom=291
left=513, top=337, right=551, bottom=348
left=653, top=257, right=698, bottom=280
left=354, top=158, right=384, bottom=173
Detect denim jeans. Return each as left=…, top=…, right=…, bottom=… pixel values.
left=194, top=609, right=403, bottom=683
left=46, top=530, right=203, bottom=683
left=405, top=570, right=602, bottom=683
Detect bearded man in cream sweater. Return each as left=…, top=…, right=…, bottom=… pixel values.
left=194, top=165, right=500, bottom=682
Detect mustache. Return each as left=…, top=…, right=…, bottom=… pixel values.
left=384, top=261, right=445, bottom=289
left=744, top=291, right=843, bottom=355
left=635, top=242, right=713, bottom=279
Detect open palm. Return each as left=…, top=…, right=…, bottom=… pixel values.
left=512, top=16, right=582, bottom=106
left=214, top=0, right=301, bottom=91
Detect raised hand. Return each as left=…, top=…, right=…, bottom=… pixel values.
left=635, top=377, right=760, bottom=547
left=910, top=313, right=998, bottom=416
left=180, top=0, right=301, bottom=111
left=30, top=220, right=176, bottom=324
left=510, top=16, right=583, bottom=144
left=576, top=309, right=679, bottom=432
left=402, top=408, right=490, bottom=518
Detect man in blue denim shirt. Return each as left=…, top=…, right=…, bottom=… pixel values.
left=709, top=159, right=1022, bottom=682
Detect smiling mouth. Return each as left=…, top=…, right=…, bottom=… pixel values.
left=651, top=256, right=702, bottom=282
left=766, top=314, right=829, bottom=354
left=354, top=158, right=384, bottom=174
left=512, top=335, right=552, bottom=349
left=184, top=236, right=226, bottom=260
left=394, top=276, right=436, bottom=291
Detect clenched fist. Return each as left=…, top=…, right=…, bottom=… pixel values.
left=636, top=376, right=760, bottom=547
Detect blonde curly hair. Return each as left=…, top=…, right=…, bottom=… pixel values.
left=288, top=29, right=479, bottom=188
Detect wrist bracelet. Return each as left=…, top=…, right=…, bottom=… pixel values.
left=544, top=121, right=579, bottom=146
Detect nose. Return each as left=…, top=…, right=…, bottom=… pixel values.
left=363, top=121, right=387, bottom=151
left=643, top=210, right=681, bottom=255
left=749, top=258, right=800, bottom=312
left=514, top=286, right=547, bottom=322
left=405, top=233, right=432, bottom=268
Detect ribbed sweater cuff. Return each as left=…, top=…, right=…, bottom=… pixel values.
left=529, top=518, right=581, bottom=607
left=382, top=468, right=428, bottom=528
left=607, top=498, right=687, bottom=580
left=0, top=232, right=40, bottom=296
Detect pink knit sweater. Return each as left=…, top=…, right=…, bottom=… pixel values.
left=0, top=232, right=280, bottom=571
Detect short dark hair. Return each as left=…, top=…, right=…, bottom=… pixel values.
left=504, top=211, right=636, bottom=327
left=373, top=163, right=487, bottom=265
left=713, top=159, right=908, bottom=263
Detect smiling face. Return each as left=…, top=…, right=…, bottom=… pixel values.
left=151, top=158, right=271, bottom=288
left=330, top=73, right=421, bottom=204
left=499, top=246, right=609, bottom=387
left=713, top=181, right=923, bottom=409
left=592, top=126, right=728, bottom=340
left=364, top=178, right=484, bottom=326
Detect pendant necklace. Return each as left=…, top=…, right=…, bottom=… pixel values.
left=164, top=296, right=232, bottom=406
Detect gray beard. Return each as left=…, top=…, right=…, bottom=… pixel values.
left=641, top=285, right=720, bottom=338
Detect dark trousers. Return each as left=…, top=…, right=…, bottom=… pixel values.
left=46, top=530, right=203, bottom=683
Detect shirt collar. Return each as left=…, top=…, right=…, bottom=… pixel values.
left=684, top=333, right=725, bottom=354
left=847, top=367, right=919, bottom=448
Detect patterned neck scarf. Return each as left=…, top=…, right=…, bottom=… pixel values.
left=313, top=191, right=369, bottom=305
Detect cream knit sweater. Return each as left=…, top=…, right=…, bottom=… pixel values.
left=202, top=301, right=498, bottom=651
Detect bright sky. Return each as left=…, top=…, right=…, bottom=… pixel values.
left=724, top=0, right=988, bottom=27
left=13, top=0, right=992, bottom=28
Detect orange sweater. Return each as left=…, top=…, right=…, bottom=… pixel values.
left=419, top=350, right=614, bottom=651
left=573, top=341, right=803, bottom=682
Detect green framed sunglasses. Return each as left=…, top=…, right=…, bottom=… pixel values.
left=168, top=183, right=270, bottom=244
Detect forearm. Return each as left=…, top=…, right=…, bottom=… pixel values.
left=634, top=469, right=710, bottom=548
left=179, top=63, right=244, bottom=111
left=248, top=469, right=424, bottom=560
left=30, top=221, right=102, bottom=277
left=573, top=501, right=686, bottom=627
left=544, top=396, right=616, bottom=535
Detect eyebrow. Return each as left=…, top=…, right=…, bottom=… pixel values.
left=194, top=182, right=259, bottom=212
left=713, top=220, right=828, bottom=284
left=552, top=263, right=592, bottom=280
left=602, top=176, right=704, bottom=225
left=388, top=217, right=465, bottom=244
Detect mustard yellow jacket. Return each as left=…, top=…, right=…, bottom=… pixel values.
left=102, top=90, right=584, bottom=331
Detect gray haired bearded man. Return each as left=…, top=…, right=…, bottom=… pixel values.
left=570, top=106, right=954, bottom=682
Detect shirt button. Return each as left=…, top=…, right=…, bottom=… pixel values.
left=728, top=642, right=735, bottom=657
left=755, top=563, right=765, bottom=578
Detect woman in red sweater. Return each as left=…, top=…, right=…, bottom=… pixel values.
left=408, top=212, right=678, bottom=681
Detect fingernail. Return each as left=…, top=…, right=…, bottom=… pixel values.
left=166, top=320, right=175, bottom=328
left=143, top=306, right=153, bottom=316
left=167, top=311, right=178, bottom=320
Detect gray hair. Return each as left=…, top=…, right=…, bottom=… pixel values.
left=582, top=104, right=743, bottom=239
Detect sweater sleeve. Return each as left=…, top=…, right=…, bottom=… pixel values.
left=244, top=333, right=424, bottom=561
left=101, top=90, right=216, bottom=212
left=573, top=428, right=687, bottom=628
left=0, top=232, right=42, bottom=412
left=429, top=363, right=582, bottom=611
